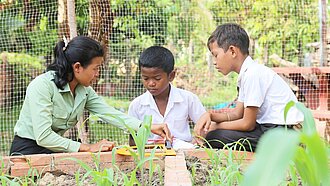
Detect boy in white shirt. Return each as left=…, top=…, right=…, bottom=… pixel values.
left=128, top=46, right=206, bottom=150
left=194, top=23, right=303, bottom=152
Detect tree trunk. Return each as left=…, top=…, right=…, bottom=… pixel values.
left=320, top=0, right=327, bottom=67
left=88, top=0, right=113, bottom=95
left=67, top=0, right=77, bottom=39
left=59, top=0, right=85, bottom=143
left=58, top=0, right=70, bottom=40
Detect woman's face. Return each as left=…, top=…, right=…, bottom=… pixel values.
left=73, top=56, right=103, bottom=87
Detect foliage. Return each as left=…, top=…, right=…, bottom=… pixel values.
left=242, top=101, right=330, bottom=186
left=209, top=0, right=319, bottom=65
left=0, top=1, right=58, bottom=56
left=0, top=52, right=45, bottom=105
left=0, top=52, right=44, bottom=69
left=103, top=97, right=131, bottom=112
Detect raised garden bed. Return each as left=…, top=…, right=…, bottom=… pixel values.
left=1, top=149, right=254, bottom=185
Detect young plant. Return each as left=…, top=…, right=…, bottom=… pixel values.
left=203, top=141, right=246, bottom=185
left=61, top=153, right=118, bottom=185
left=187, top=136, right=247, bottom=185
left=60, top=114, right=160, bottom=185
left=122, top=115, right=161, bottom=185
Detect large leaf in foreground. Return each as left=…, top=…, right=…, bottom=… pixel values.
left=242, top=129, right=300, bottom=186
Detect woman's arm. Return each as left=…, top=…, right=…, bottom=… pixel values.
left=86, top=88, right=172, bottom=141
left=85, top=88, right=142, bottom=131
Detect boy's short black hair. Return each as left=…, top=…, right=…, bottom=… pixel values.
left=208, top=23, right=249, bottom=55
left=139, top=46, right=174, bottom=74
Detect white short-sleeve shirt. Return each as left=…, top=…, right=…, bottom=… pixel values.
left=237, top=56, right=304, bottom=124
left=128, top=85, right=206, bottom=141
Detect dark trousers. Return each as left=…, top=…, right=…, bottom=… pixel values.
left=9, top=135, right=54, bottom=156
left=205, top=123, right=293, bottom=152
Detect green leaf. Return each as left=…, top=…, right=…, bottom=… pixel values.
left=295, top=102, right=316, bottom=135
left=284, top=100, right=295, bottom=123
left=298, top=133, right=330, bottom=185
left=294, top=147, right=317, bottom=185
left=242, top=129, right=300, bottom=186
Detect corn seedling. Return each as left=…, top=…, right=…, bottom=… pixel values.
left=123, top=115, right=161, bottom=185
left=58, top=114, right=160, bottom=185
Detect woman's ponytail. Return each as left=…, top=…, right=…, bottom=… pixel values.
left=47, top=40, right=73, bottom=89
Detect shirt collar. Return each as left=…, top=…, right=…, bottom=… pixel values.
left=59, top=83, right=71, bottom=93
left=140, top=84, right=184, bottom=106
left=237, top=56, right=254, bottom=85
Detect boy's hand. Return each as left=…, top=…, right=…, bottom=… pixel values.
left=151, top=124, right=173, bottom=143
left=192, top=136, right=205, bottom=147
left=194, top=112, right=212, bottom=137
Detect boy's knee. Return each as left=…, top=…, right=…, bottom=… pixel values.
left=204, top=129, right=231, bottom=148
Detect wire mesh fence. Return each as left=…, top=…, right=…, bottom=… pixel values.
left=0, top=0, right=329, bottom=155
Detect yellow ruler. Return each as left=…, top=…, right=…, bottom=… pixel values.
left=116, top=144, right=176, bottom=156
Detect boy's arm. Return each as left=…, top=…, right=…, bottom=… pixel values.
left=194, top=102, right=256, bottom=136
left=209, top=106, right=258, bottom=131
left=210, top=101, right=244, bottom=122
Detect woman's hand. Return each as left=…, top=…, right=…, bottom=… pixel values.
left=151, top=124, right=173, bottom=143
left=79, top=139, right=115, bottom=152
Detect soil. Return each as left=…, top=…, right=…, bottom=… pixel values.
left=39, top=170, right=92, bottom=186
left=185, top=156, right=302, bottom=185
left=185, top=156, right=212, bottom=186
left=38, top=167, right=163, bottom=185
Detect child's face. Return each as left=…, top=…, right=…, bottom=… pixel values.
left=209, top=41, right=234, bottom=75
left=140, top=67, right=174, bottom=96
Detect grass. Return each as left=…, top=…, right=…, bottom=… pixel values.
left=200, top=86, right=237, bottom=108
left=0, top=105, right=20, bottom=156
left=88, top=121, right=129, bottom=145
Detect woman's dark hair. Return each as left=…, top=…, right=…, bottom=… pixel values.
left=207, top=23, right=249, bottom=55
left=139, top=46, right=174, bottom=74
left=47, top=36, right=104, bottom=89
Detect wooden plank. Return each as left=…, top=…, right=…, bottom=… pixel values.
left=272, top=67, right=330, bottom=74
left=312, top=110, right=330, bottom=121
left=318, top=74, right=329, bottom=111
left=272, top=67, right=330, bottom=120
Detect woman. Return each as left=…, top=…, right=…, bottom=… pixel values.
left=10, top=36, right=171, bottom=155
